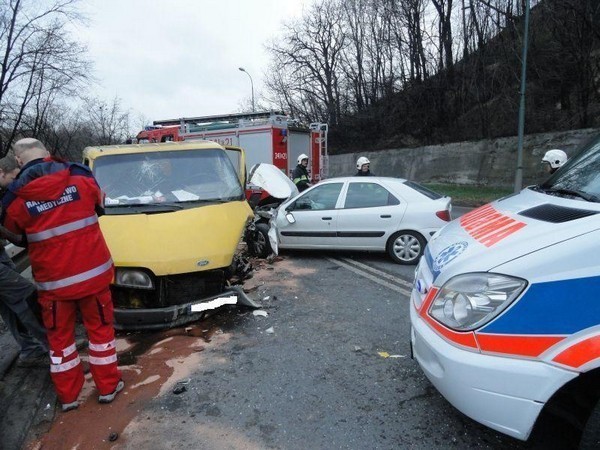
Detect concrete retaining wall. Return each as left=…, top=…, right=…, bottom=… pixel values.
left=327, top=128, right=600, bottom=186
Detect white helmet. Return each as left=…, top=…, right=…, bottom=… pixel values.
left=542, top=149, right=568, bottom=169
left=297, top=154, right=309, bottom=164
left=356, top=156, right=370, bottom=170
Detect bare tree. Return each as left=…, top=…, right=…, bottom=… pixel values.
left=0, top=0, right=90, bottom=155
left=266, top=0, right=346, bottom=125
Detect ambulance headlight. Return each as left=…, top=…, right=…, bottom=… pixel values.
left=429, top=273, right=526, bottom=331
left=115, top=269, right=154, bottom=289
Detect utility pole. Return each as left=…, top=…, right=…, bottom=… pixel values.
left=514, top=0, right=530, bottom=193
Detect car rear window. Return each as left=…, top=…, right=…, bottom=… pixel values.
left=403, top=181, right=443, bottom=200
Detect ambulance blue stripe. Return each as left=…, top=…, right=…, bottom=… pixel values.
left=481, top=276, right=600, bottom=335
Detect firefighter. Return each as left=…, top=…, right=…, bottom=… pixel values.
left=1, top=138, right=123, bottom=412
left=355, top=156, right=374, bottom=176
left=292, top=153, right=311, bottom=192
left=541, top=149, right=568, bottom=174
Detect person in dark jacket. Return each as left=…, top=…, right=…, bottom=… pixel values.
left=292, top=154, right=311, bottom=192
left=0, top=155, right=49, bottom=368
left=355, top=156, right=374, bottom=176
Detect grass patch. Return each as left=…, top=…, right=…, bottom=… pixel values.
left=423, top=183, right=514, bottom=207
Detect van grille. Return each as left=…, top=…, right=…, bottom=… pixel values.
left=519, top=204, right=598, bottom=223
left=112, top=270, right=225, bottom=309
left=162, top=270, right=225, bottom=306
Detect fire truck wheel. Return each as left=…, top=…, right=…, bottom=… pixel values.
left=386, top=230, right=425, bottom=265
left=248, top=223, right=272, bottom=258
left=580, top=398, right=600, bottom=449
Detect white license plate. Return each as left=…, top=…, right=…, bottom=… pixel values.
left=190, top=295, right=238, bottom=313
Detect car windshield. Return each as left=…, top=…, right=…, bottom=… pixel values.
left=537, top=136, right=600, bottom=202
left=93, top=148, right=243, bottom=207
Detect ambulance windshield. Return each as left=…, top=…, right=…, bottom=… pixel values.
left=538, top=136, right=600, bottom=203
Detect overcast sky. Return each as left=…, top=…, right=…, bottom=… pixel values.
left=69, top=0, right=308, bottom=127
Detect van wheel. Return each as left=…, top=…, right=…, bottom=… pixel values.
left=248, top=223, right=272, bottom=258
left=387, top=231, right=425, bottom=265
left=580, top=399, right=600, bottom=449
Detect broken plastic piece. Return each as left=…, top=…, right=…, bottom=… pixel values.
left=265, top=327, right=275, bottom=334
left=173, top=385, right=187, bottom=395
left=378, top=351, right=390, bottom=358
left=253, top=310, right=268, bottom=317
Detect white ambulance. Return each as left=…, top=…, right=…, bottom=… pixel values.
left=410, top=135, right=600, bottom=446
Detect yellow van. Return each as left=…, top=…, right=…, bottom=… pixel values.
left=82, top=141, right=257, bottom=330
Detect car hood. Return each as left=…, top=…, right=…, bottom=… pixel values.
left=248, top=163, right=299, bottom=199
left=99, top=201, right=253, bottom=275
left=425, top=188, right=600, bottom=283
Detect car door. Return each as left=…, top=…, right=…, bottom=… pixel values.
left=336, top=181, right=407, bottom=249
left=278, top=182, right=344, bottom=248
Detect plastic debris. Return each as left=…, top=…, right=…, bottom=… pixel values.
left=353, top=346, right=362, bottom=352
left=265, top=327, right=275, bottom=334
left=262, top=296, right=270, bottom=301
left=173, top=385, right=187, bottom=395
left=389, top=354, right=406, bottom=358
left=253, top=310, right=268, bottom=317
left=378, top=351, right=390, bottom=358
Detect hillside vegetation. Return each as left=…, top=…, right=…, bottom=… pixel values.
left=266, top=0, right=600, bottom=153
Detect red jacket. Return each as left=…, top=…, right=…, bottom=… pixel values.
left=1, top=157, right=113, bottom=300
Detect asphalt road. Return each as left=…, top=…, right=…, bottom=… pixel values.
left=1, top=205, right=581, bottom=449
left=71, top=250, right=576, bottom=450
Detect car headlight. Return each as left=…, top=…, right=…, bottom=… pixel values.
left=114, top=269, right=154, bottom=289
left=428, top=273, right=526, bottom=331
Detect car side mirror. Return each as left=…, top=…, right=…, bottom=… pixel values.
left=285, top=212, right=296, bottom=224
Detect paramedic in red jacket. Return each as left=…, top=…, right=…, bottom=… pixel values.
left=1, top=138, right=123, bottom=412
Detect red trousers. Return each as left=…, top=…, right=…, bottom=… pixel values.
left=39, top=287, right=122, bottom=404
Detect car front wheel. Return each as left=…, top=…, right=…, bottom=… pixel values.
left=387, top=231, right=425, bottom=265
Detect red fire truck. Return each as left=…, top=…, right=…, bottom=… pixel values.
left=137, top=111, right=328, bottom=182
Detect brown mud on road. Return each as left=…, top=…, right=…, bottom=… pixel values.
left=26, top=256, right=306, bottom=450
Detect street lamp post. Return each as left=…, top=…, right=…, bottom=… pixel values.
left=238, top=67, right=255, bottom=112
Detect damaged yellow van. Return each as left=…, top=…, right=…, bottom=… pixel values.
left=82, top=141, right=257, bottom=330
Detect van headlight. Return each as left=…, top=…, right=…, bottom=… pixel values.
left=428, top=273, right=526, bottom=331
left=114, top=269, right=154, bottom=289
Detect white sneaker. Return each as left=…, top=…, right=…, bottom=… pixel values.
left=98, top=379, right=124, bottom=404
left=61, top=401, right=79, bottom=412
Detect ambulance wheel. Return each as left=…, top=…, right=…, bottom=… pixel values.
left=580, top=399, right=600, bottom=449
left=248, top=223, right=272, bottom=258
left=387, top=231, right=425, bottom=265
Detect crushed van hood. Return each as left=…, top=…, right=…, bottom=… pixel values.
left=248, top=163, right=299, bottom=199
left=425, top=188, right=600, bottom=282
left=99, top=201, right=254, bottom=275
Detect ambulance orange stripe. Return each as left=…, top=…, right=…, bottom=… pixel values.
left=419, top=288, right=479, bottom=349
left=459, top=204, right=526, bottom=247
left=552, top=335, right=600, bottom=368
left=476, top=333, right=564, bottom=357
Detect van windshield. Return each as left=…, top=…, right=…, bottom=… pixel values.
left=538, top=136, right=600, bottom=202
left=93, top=148, right=243, bottom=207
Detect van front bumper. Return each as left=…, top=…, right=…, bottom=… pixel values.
left=114, top=286, right=260, bottom=331
left=409, top=304, right=577, bottom=440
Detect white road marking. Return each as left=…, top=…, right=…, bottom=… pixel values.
left=326, top=257, right=412, bottom=297
left=339, top=257, right=414, bottom=289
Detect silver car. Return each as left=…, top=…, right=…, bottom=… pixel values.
left=272, top=177, right=452, bottom=264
